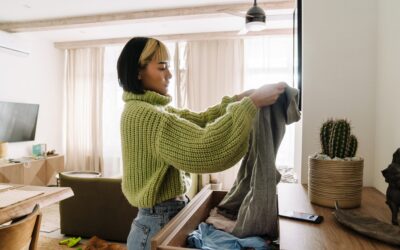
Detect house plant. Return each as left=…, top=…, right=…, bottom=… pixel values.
left=308, top=119, right=364, bottom=208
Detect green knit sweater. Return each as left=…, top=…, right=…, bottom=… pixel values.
left=121, top=90, right=257, bottom=208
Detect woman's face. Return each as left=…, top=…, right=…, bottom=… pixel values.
left=140, top=59, right=172, bottom=96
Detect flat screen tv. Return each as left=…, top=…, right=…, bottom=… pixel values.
left=0, top=101, right=39, bottom=142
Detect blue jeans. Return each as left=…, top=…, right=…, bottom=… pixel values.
left=127, top=199, right=187, bottom=250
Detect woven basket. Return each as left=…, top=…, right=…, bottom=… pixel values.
left=308, top=157, right=364, bottom=208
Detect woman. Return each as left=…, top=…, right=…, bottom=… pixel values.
left=117, top=37, right=285, bottom=250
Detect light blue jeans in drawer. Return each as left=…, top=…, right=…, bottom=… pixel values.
left=127, top=199, right=187, bottom=250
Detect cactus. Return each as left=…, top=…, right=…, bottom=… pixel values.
left=319, top=119, right=358, bottom=158
left=320, top=119, right=334, bottom=155
left=345, top=135, right=358, bottom=157
left=328, top=119, right=351, bottom=158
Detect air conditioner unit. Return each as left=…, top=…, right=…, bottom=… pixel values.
left=0, top=30, right=31, bottom=56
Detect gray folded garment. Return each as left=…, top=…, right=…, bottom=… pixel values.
left=217, top=87, right=301, bottom=239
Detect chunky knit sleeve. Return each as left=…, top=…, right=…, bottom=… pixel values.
left=156, top=97, right=257, bottom=173
left=165, top=96, right=237, bottom=128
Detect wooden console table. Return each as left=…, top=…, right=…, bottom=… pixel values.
left=278, top=184, right=398, bottom=250
left=0, top=155, right=64, bottom=186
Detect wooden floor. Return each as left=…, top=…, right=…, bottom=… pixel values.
left=39, top=203, right=127, bottom=248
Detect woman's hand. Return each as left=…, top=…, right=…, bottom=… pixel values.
left=249, top=82, right=287, bottom=108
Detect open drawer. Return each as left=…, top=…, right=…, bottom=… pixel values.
left=151, top=185, right=227, bottom=250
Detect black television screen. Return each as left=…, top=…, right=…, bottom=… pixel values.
left=0, top=101, right=39, bottom=142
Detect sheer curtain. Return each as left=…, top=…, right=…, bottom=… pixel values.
left=102, top=46, right=123, bottom=177
left=64, top=47, right=104, bottom=173
left=181, top=39, right=245, bottom=190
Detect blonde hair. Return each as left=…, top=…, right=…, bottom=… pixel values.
left=138, top=38, right=170, bottom=67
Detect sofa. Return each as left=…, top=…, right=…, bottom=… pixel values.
left=59, top=172, right=138, bottom=242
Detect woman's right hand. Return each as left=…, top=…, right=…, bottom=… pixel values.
left=249, top=82, right=286, bottom=108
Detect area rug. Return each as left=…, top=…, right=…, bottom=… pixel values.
left=40, top=221, right=60, bottom=233
left=40, top=202, right=61, bottom=233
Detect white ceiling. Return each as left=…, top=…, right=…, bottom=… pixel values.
left=0, top=0, right=293, bottom=42
left=1, top=0, right=261, bottom=21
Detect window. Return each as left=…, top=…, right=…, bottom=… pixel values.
left=244, top=35, right=296, bottom=175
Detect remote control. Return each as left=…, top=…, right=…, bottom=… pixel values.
left=279, top=210, right=323, bottom=224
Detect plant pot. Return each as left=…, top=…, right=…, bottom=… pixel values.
left=308, top=156, right=364, bottom=208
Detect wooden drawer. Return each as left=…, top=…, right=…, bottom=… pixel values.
left=152, top=186, right=227, bottom=250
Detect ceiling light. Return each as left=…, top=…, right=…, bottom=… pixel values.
left=246, top=21, right=266, bottom=32
left=245, top=0, right=266, bottom=32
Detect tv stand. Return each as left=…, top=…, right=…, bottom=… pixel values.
left=0, top=155, right=64, bottom=186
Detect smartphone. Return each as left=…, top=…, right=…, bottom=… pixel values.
left=279, top=210, right=323, bottom=224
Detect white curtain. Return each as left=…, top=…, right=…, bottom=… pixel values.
left=64, top=47, right=104, bottom=173
left=102, top=46, right=123, bottom=177
left=181, top=39, right=244, bottom=190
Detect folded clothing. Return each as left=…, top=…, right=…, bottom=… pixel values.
left=187, top=222, right=270, bottom=250
left=205, top=207, right=236, bottom=233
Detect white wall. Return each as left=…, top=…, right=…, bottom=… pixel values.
left=301, top=0, right=377, bottom=186
left=0, top=34, right=64, bottom=159
left=374, top=0, right=400, bottom=193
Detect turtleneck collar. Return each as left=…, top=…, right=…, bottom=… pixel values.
left=123, top=90, right=171, bottom=106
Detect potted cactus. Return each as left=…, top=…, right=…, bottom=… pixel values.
left=308, top=119, right=364, bottom=208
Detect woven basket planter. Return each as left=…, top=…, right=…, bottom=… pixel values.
left=308, top=157, right=364, bottom=208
